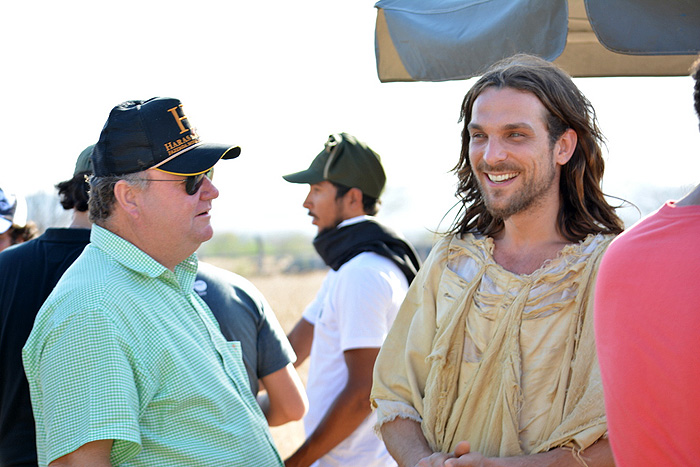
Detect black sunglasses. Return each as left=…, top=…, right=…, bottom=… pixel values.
left=139, top=168, right=214, bottom=196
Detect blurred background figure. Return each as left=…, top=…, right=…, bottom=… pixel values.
left=0, top=187, right=38, bottom=252
left=0, top=144, right=93, bottom=467
left=194, top=261, right=308, bottom=427
left=594, top=56, right=700, bottom=466
left=284, top=133, right=420, bottom=467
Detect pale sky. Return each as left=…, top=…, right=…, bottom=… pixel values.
left=3, top=0, right=699, bottom=238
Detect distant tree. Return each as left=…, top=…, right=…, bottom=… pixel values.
left=267, top=233, right=315, bottom=256
left=199, top=232, right=258, bottom=257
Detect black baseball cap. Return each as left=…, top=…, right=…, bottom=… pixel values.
left=283, top=133, right=386, bottom=199
left=92, top=97, right=240, bottom=177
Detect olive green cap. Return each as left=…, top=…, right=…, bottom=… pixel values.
left=282, top=133, right=386, bottom=199
left=73, top=144, right=95, bottom=176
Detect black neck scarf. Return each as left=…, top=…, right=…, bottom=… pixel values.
left=313, top=219, right=421, bottom=284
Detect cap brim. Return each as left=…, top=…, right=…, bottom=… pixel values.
left=282, top=169, right=325, bottom=185
left=157, top=144, right=241, bottom=176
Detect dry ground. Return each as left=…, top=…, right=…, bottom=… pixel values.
left=248, top=270, right=327, bottom=459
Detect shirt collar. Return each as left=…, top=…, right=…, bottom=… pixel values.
left=338, top=215, right=374, bottom=229
left=90, top=225, right=198, bottom=290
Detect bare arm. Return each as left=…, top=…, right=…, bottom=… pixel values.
left=380, top=417, right=441, bottom=467
left=284, top=347, right=379, bottom=467
left=287, top=318, right=314, bottom=368
left=48, top=439, right=113, bottom=467
left=258, top=363, right=309, bottom=426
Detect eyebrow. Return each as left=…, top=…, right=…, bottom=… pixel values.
left=467, top=122, right=535, bottom=131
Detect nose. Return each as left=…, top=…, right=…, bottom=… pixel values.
left=302, top=189, right=313, bottom=209
left=482, top=138, right=508, bottom=165
left=200, top=176, right=219, bottom=200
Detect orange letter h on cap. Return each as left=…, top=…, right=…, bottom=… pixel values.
left=167, top=105, right=190, bottom=134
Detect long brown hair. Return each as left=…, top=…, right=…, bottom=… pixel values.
left=449, top=54, right=623, bottom=242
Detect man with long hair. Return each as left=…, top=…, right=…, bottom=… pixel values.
left=371, top=54, right=622, bottom=466
left=594, top=57, right=700, bottom=466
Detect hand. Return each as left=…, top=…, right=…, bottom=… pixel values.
left=415, top=441, right=473, bottom=467
left=447, top=442, right=506, bottom=467
left=416, top=452, right=456, bottom=467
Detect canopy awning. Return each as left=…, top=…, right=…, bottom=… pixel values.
left=375, top=0, right=700, bottom=82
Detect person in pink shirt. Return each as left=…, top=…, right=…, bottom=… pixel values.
left=595, top=55, right=700, bottom=466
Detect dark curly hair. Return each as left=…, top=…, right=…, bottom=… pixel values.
left=55, top=172, right=91, bottom=212
left=8, top=222, right=39, bottom=244
left=449, top=54, right=624, bottom=242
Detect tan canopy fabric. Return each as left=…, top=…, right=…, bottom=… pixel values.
left=375, top=0, right=700, bottom=82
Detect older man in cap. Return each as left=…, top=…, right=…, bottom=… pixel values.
left=0, top=145, right=93, bottom=466
left=23, top=98, right=282, bottom=466
left=283, top=133, right=421, bottom=467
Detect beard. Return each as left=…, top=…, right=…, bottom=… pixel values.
left=476, top=155, right=558, bottom=220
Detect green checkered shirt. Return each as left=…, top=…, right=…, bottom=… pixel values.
left=23, top=225, right=283, bottom=466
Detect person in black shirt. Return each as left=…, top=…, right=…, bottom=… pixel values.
left=0, top=144, right=93, bottom=467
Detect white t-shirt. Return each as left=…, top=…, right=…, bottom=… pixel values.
left=302, top=247, right=407, bottom=467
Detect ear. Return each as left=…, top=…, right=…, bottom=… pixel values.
left=339, top=187, right=366, bottom=216
left=554, top=128, right=577, bottom=165
left=347, top=187, right=364, bottom=207
left=113, top=180, right=142, bottom=218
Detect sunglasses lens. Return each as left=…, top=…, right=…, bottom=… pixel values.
left=184, top=168, right=214, bottom=195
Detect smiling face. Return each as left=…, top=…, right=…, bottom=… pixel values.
left=467, top=86, right=573, bottom=221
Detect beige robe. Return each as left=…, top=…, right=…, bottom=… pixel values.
left=371, top=233, right=613, bottom=458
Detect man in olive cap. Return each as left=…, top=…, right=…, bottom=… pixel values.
left=23, top=98, right=283, bottom=466
left=284, top=133, right=420, bottom=467
left=0, top=144, right=93, bottom=466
